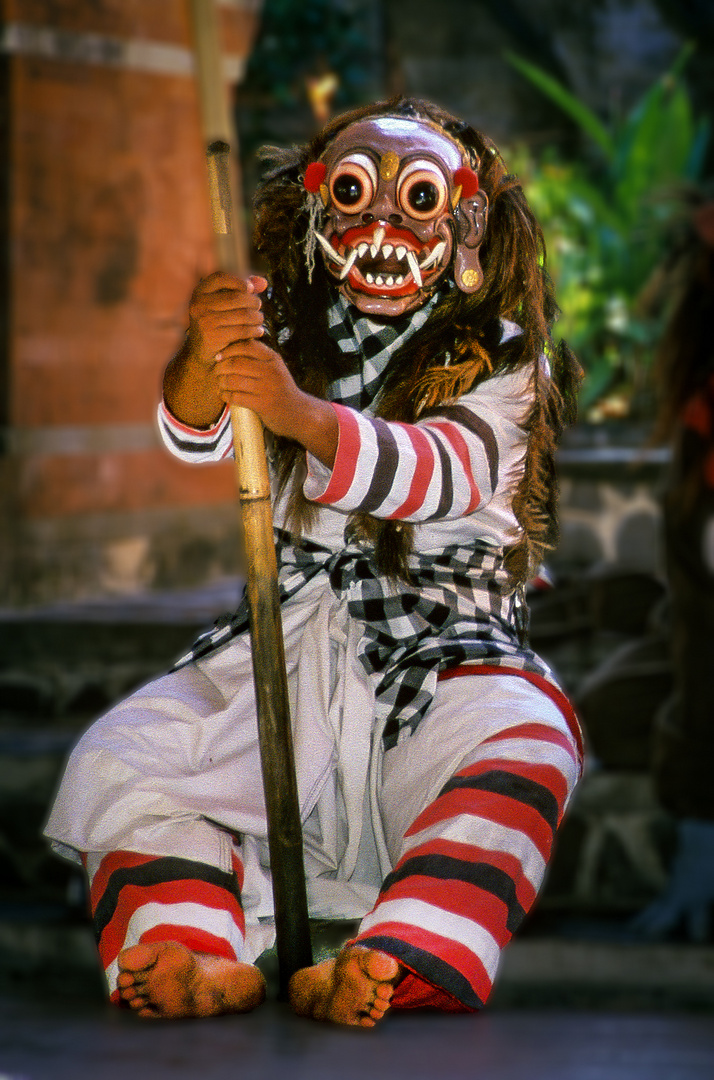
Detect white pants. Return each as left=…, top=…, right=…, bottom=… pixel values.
left=46, top=575, right=581, bottom=1007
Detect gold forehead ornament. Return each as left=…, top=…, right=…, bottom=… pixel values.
left=379, top=151, right=400, bottom=182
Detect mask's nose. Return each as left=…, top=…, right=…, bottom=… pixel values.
left=361, top=185, right=403, bottom=228
left=361, top=211, right=404, bottom=228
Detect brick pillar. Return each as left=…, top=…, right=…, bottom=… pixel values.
left=0, top=0, right=261, bottom=605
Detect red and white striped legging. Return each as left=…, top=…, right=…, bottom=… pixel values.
left=83, top=668, right=582, bottom=1011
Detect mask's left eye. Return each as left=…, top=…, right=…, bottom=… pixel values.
left=397, top=159, right=449, bottom=220
left=329, top=154, right=377, bottom=215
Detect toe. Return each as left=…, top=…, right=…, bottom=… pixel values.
left=362, top=948, right=400, bottom=983
left=137, top=1006, right=160, bottom=1019
left=118, top=942, right=159, bottom=974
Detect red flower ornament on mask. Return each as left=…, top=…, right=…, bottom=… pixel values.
left=303, top=162, right=327, bottom=192
left=453, top=166, right=479, bottom=198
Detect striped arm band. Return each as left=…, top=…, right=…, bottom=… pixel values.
left=305, top=402, right=499, bottom=521
left=157, top=401, right=233, bottom=463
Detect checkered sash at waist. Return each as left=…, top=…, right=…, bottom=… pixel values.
left=172, top=529, right=561, bottom=750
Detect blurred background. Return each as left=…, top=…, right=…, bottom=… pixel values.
left=1, top=0, right=713, bottom=1012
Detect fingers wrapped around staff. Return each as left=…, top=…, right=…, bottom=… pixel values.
left=213, top=338, right=305, bottom=442
left=188, top=272, right=269, bottom=363
left=189, top=271, right=339, bottom=466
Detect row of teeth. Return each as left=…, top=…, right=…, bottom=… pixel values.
left=315, top=226, right=447, bottom=288
left=365, top=272, right=404, bottom=287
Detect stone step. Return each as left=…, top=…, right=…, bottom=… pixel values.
left=0, top=579, right=244, bottom=722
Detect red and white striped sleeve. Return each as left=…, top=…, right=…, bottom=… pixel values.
left=157, top=400, right=233, bottom=463
left=304, top=373, right=529, bottom=522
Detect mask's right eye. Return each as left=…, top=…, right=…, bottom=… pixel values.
left=397, top=159, right=449, bottom=220
left=329, top=154, right=377, bottom=214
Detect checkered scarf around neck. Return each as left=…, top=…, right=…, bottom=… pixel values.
left=323, top=290, right=440, bottom=412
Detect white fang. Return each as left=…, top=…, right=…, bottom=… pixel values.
left=406, top=250, right=423, bottom=287
left=315, top=231, right=346, bottom=266
left=370, top=225, right=386, bottom=257
left=339, top=248, right=359, bottom=279
left=420, top=241, right=446, bottom=270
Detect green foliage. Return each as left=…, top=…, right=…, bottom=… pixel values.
left=506, top=48, right=710, bottom=415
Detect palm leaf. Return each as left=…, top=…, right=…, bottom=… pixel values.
left=505, top=51, right=615, bottom=160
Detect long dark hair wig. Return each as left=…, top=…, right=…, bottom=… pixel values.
left=252, top=96, right=582, bottom=583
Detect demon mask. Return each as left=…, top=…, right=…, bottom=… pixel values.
left=304, top=115, right=488, bottom=318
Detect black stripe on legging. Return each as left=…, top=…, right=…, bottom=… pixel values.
left=356, top=934, right=484, bottom=1010
left=423, top=432, right=454, bottom=521
left=92, top=856, right=239, bottom=940
left=439, top=769, right=560, bottom=833
left=380, top=853, right=526, bottom=934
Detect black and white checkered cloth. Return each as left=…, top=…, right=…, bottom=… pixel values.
left=173, top=530, right=559, bottom=750
left=324, top=292, right=439, bottom=412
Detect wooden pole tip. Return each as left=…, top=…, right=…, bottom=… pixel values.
left=207, top=139, right=231, bottom=157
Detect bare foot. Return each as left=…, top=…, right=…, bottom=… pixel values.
left=288, top=944, right=402, bottom=1028
left=116, top=941, right=266, bottom=1019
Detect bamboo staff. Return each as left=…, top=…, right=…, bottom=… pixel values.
left=187, top=2, right=313, bottom=997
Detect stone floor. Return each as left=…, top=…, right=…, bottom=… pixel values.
left=3, top=899, right=714, bottom=1079
left=3, top=909, right=714, bottom=1080
left=3, top=986, right=714, bottom=1080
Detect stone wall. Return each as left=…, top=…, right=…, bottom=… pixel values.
left=0, top=0, right=261, bottom=606
left=554, top=426, right=669, bottom=578
left=530, top=429, right=675, bottom=916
